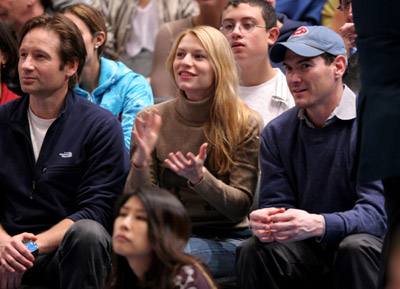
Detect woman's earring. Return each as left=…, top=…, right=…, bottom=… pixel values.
left=95, top=45, right=99, bottom=49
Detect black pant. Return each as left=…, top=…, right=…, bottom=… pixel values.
left=22, top=219, right=111, bottom=289
left=236, top=234, right=382, bottom=289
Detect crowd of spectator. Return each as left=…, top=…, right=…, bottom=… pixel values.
left=0, top=1, right=396, bottom=289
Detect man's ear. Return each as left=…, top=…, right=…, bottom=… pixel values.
left=267, top=27, right=280, bottom=46
left=333, top=55, right=347, bottom=79
left=27, top=0, right=38, bottom=7
left=64, top=58, right=79, bottom=78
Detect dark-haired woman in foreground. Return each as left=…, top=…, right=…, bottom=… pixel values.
left=105, top=187, right=217, bottom=289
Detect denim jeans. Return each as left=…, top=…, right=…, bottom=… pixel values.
left=184, top=236, right=246, bottom=278
left=22, top=219, right=111, bottom=289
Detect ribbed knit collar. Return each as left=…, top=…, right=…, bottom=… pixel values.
left=174, top=92, right=213, bottom=125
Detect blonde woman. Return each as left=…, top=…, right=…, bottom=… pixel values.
left=124, top=25, right=260, bottom=278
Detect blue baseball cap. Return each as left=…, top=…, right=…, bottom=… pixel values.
left=270, top=26, right=347, bottom=65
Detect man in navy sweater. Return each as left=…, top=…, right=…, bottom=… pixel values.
left=0, top=15, right=129, bottom=289
left=236, top=26, right=386, bottom=289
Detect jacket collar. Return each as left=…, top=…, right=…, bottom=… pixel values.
left=7, top=90, right=75, bottom=131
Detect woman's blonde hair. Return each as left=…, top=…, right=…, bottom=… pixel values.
left=166, top=26, right=250, bottom=174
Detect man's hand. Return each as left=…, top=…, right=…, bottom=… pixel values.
left=249, top=208, right=286, bottom=242
left=164, top=142, right=208, bottom=186
left=0, top=268, right=24, bottom=289
left=0, top=233, right=36, bottom=289
left=340, top=22, right=357, bottom=48
left=268, top=208, right=325, bottom=242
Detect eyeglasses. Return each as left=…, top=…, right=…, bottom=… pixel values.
left=219, top=22, right=267, bottom=34
left=337, top=0, right=351, bottom=11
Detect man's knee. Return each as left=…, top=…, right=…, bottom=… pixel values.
left=338, top=234, right=382, bottom=256
left=62, top=219, right=111, bottom=253
left=237, top=236, right=258, bottom=257
left=237, top=236, right=287, bottom=269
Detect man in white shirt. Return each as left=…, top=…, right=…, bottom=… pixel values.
left=0, top=14, right=128, bottom=289
left=220, top=0, right=294, bottom=127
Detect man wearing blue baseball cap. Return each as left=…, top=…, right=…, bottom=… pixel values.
left=235, top=26, right=386, bottom=289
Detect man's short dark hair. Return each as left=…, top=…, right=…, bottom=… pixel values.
left=19, top=14, right=86, bottom=90
left=321, top=52, right=337, bottom=65
left=223, top=0, right=277, bottom=31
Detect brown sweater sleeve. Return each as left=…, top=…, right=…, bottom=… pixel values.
left=189, top=116, right=261, bottom=222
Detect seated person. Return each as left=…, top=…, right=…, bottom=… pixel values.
left=235, top=26, right=386, bottom=289
left=105, top=187, right=217, bottom=289
left=338, top=0, right=360, bottom=94
left=61, top=3, right=154, bottom=151
left=0, top=18, right=20, bottom=104
left=274, top=0, right=326, bottom=25
left=150, top=0, right=228, bottom=100
left=0, top=0, right=54, bottom=37
left=221, top=0, right=294, bottom=127
left=92, top=0, right=199, bottom=77
left=124, top=25, right=260, bottom=278
left=265, top=0, right=309, bottom=70
left=0, top=14, right=129, bottom=289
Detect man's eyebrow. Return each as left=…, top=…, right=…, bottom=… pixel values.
left=222, top=16, right=258, bottom=22
left=297, top=58, right=313, bottom=64
left=19, top=47, right=49, bottom=54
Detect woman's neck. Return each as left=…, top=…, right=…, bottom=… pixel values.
left=80, top=58, right=101, bottom=94
left=176, top=91, right=213, bottom=121
left=127, top=256, right=152, bottom=281
left=139, top=0, right=151, bottom=9
left=193, top=6, right=225, bottom=28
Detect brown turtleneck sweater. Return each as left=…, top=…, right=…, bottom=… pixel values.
left=125, top=94, right=260, bottom=231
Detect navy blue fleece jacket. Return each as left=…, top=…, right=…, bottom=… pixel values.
left=0, top=91, right=129, bottom=235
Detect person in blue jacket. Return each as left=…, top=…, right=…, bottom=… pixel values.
left=61, top=3, right=154, bottom=152
left=0, top=14, right=129, bottom=289
left=264, top=0, right=309, bottom=71
left=274, top=0, right=326, bottom=25
left=235, top=26, right=386, bottom=289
